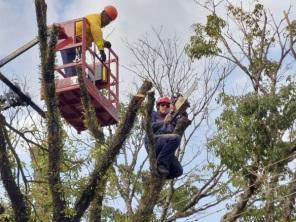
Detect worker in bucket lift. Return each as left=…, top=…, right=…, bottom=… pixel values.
left=145, top=96, right=183, bottom=179
left=61, top=5, right=118, bottom=77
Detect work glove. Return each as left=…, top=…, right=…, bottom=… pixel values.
left=104, top=41, right=112, bottom=49
left=100, top=50, right=106, bottom=62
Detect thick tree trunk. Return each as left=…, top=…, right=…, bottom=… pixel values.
left=71, top=80, right=152, bottom=221
left=89, top=175, right=108, bottom=222
left=281, top=172, right=296, bottom=221
left=35, top=1, right=68, bottom=221
left=265, top=174, right=279, bottom=222
left=132, top=93, right=191, bottom=222
left=0, top=115, right=29, bottom=222
left=77, top=66, right=106, bottom=222
left=221, top=175, right=261, bottom=222
left=131, top=177, right=166, bottom=222
left=77, top=68, right=104, bottom=140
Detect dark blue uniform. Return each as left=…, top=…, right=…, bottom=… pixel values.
left=147, top=111, right=183, bottom=179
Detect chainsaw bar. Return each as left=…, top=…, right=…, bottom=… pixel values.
left=172, top=80, right=197, bottom=119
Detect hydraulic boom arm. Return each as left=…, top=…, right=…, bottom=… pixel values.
left=0, top=37, right=39, bottom=68
left=0, top=37, right=45, bottom=118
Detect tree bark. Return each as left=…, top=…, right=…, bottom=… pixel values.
left=71, top=80, right=152, bottom=221
left=89, top=175, right=108, bottom=222
left=132, top=176, right=166, bottom=222
left=281, top=172, right=296, bottom=221
left=221, top=175, right=261, bottom=222
left=131, top=92, right=165, bottom=222
left=77, top=65, right=106, bottom=222
left=77, top=68, right=104, bottom=140
left=132, top=102, right=191, bottom=221
left=35, top=1, right=68, bottom=221
left=265, top=173, right=279, bottom=222
left=0, top=115, right=29, bottom=222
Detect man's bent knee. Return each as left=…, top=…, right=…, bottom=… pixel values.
left=166, top=134, right=181, bottom=144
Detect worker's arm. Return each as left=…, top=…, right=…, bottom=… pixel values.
left=151, top=111, right=164, bottom=133
left=152, top=121, right=165, bottom=133
left=87, top=14, right=104, bottom=50
left=152, top=112, right=176, bottom=134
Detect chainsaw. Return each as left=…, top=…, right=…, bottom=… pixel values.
left=170, top=81, right=197, bottom=121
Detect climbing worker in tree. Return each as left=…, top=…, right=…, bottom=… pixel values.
left=61, top=5, right=118, bottom=76
left=147, top=96, right=183, bottom=179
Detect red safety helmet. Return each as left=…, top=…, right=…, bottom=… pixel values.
left=156, top=96, right=171, bottom=106
left=104, top=5, right=118, bottom=21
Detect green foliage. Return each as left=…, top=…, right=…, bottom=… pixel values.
left=0, top=202, right=13, bottom=222
left=210, top=81, right=296, bottom=173
left=238, top=208, right=266, bottom=222
left=238, top=199, right=289, bottom=222
left=228, top=3, right=265, bottom=38
left=101, top=206, right=129, bottom=222
left=186, top=1, right=279, bottom=72
left=170, top=183, right=199, bottom=211
left=186, top=14, right=225, bottom=59
left=249, top=58, right=279, bottom=78
left=205, top=15, right=226, bottom=39
left=289, top=20, right=296, bottom=37
left=28, top=130, right=91, bottom=221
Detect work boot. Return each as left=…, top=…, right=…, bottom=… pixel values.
left=157, top=164, right=169, bottom=177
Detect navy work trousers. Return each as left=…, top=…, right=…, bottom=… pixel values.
left=155, top=134, right=183, bottom=179
left=60, top=47, right=77, bottom=77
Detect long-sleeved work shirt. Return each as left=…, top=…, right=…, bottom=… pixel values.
left=75, top=13, right=104, bottom=50
left=151, top=111, right=176, bottom=135
left=144, top=110, right=177, bottom=150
